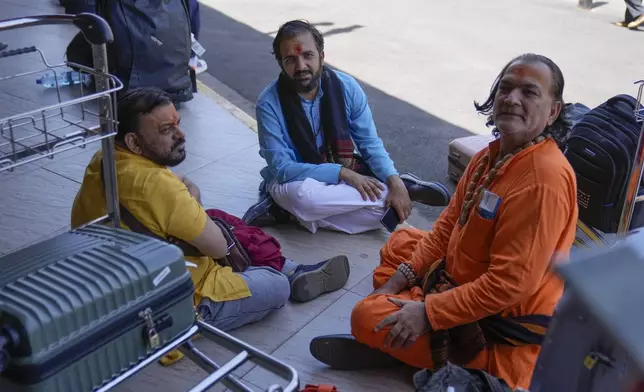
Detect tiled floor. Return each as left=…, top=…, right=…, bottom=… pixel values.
left=0, top=1, right=422, bottom=390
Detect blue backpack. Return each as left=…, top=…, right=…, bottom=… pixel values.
left=66, top=0, right=194, bottom=103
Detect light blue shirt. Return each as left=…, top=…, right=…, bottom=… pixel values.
left=256, top=70, right=398, bottom=185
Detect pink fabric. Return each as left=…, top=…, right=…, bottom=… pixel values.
left=206, top=209, right=286, bottom=271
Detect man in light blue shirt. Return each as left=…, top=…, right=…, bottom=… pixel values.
left=242, top=20, right=451, bottom=234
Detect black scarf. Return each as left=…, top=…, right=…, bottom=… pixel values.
left=276, top=66, right=357, bottom=170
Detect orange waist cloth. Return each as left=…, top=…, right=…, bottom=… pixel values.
left=352, top=228, right=557, bottom=390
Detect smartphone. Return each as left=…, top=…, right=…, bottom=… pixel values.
left=380, top=206, right=401, bottom=233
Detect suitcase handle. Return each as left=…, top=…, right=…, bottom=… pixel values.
left=0, top=13, right=113, bottom=45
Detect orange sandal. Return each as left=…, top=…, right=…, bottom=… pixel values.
left=301, top=385, right=338, bottom=392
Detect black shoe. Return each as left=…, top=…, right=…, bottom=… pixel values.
left=286, top=255, right=350, bottom=302
left=400, top=173, right=451, bottom=206
left=241, top=195, right=291, bottom=227
left=310, top=334, right=402, bottom=370
left=0, top=43, right=7, bottom=52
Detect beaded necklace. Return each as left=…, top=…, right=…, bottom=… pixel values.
left=458, top=133, right=550, bottom=226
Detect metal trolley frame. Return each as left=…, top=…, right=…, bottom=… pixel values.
left=0, top=14, right=298, bottom=392
left=617, top=80, right=644, bottom=235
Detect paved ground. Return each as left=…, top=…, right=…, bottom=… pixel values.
left=0, top=1, right=641, bottom=391
left=195, top=0, right=644, bottom=226
left=0, top=1, right=415, bottom=391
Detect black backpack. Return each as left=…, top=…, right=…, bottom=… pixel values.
left=564, top=94, right=643, bottom=233
left=65, top=0, right=194, bottom=103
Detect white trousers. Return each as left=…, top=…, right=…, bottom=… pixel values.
left=269, top=178, right=388, bottom=234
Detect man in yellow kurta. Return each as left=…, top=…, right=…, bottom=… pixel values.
left=72, top=87, right=350, bottom=332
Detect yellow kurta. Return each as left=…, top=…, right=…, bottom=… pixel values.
left=71, top=148, right=251, bottom=304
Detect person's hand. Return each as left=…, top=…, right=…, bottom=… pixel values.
left=340, top=168, right=385, bottom=202
left=385, top=175, right=412, bottom=223
left=176, top=174, right=202, bottom=204
left=374, top=298, right=431, bottom=349
left=370, top=270, right=409, bottom=296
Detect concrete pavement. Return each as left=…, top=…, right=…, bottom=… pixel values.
left=194, top=0, right=644, bottom=226
left=0, top=1, right=416, bottom=390
left=1, top=0, right=641, bottom=390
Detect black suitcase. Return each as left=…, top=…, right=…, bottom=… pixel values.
left=0, top=224, right=196, bottom=392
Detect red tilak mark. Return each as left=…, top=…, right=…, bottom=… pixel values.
left=507, top=63, right=548, bottom=85
left=295, top=44, right=302, bottom=54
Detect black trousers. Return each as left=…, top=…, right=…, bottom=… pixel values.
left=625, top=0, right=644, bottom=22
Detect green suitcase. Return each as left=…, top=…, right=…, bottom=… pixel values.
left=0, top=224, right=196, bottom=392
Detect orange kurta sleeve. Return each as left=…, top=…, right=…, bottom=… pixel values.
left=425, top=183, right=575, bottom=330
left=409, top=151, right=483, bottom=278
left=408, top=198, right=459, bottom=278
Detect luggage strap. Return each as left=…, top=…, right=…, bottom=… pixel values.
left=99, top=161, right=204, bottom=257
left=574, top=219, right=608, bottom=248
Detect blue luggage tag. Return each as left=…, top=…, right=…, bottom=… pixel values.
left=478, top=189, right=501, bottom=220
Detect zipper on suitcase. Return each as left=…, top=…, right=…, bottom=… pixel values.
left=4, top=275, right=195, bottom=385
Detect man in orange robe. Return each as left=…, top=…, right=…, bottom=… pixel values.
left=309, top=53, right=579, bottom=390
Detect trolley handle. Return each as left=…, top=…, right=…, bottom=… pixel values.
left=0, top=46, right=36, bottom=58
left=0, top=13, right=113, bottom=45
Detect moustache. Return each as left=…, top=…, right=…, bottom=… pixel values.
left=294, top=71, right=313, bottom=78
left=173, top=140, right=186, bottom=150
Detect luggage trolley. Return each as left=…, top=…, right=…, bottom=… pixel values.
left=617, top=80, right=644, bottom=236
left=0, top=14, right=299, bottom=392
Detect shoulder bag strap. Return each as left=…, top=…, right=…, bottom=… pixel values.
left=99, top=160, right=203, bottom=257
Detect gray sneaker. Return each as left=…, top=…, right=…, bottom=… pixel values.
left=287, top=255, right=351, bottom=302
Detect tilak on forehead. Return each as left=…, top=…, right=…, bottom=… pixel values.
left=505, top=62, right=549, bottom=85
left=295, top=44, right=302, bottom=54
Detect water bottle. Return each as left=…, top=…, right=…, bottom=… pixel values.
left=36, top=70, right=92, bottom=89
